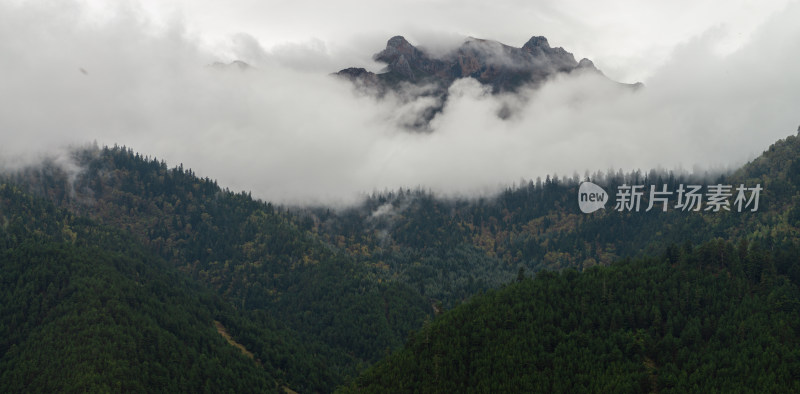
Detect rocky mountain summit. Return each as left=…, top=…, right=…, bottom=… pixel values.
left=335, top=35, right=640, bottom=129
left=337, top=35, right=637, bottom=94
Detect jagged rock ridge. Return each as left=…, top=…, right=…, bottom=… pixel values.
left=335, top=35, right=641, bottom=130
left=336, top=35, right=635, bottom=93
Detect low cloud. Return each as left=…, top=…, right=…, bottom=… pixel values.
left=1, top=1, right=799, bottom=206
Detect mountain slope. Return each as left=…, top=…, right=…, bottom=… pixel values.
left=305, top=132, right=800, bottom=310
left=6, top=132, right=800, bottom=392
left=0, top=184, right=280, bottom=393
left=340, top=241, right=800, bottom=393
left=6, top=146, right=432, bottom=391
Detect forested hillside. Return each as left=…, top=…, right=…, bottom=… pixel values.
left=302, top=133, right=800, bottom=307
left=3, top=132, right=799, bottom=392
left=6, top=147, right=432, bottom=391
left=341, top=240, right=800, bottom=393
left=0, top=184, right=285, bottom=392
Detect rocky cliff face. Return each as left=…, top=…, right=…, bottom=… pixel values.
left=335, top=35, right=639, bottom=129
left=336, top=35, right=623, bottom=93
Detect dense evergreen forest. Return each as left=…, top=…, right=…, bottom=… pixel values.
left=4, top=147, right=432, bottom=391
left=300, top=133, right=800, bottom=308
left=1, top=132, right=799, bottom=392
left=341, top=240, right=800, bottom=393
left=0, top=184, right=280, bottom=392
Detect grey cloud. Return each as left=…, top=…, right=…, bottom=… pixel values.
left=1, top=0, right=799, bottom=206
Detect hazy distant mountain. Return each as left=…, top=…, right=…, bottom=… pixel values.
left=209, top=60, right=252, bottom=70
left=336, top=35, right=641, bottom=94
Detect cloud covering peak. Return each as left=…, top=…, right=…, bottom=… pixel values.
left=1, top=1, right=799, bottom=205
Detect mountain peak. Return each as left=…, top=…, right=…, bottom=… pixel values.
left=373, top=35, right=427, bottom=80
left=376, top=35, right=419, bottom=59
left=523, top=36, right=550, bottom=49
left=386, top=35, right=411, bottom=48
left=353, top=34, right=598, bottom=91
left=577, top=58, right=597, bottom=70
left=336, top=34, right=641, bottom=128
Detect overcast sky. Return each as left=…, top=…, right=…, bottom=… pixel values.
left=1, top=0, right=799, bottom=205
left=121, top=0, right=792, bottom=82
